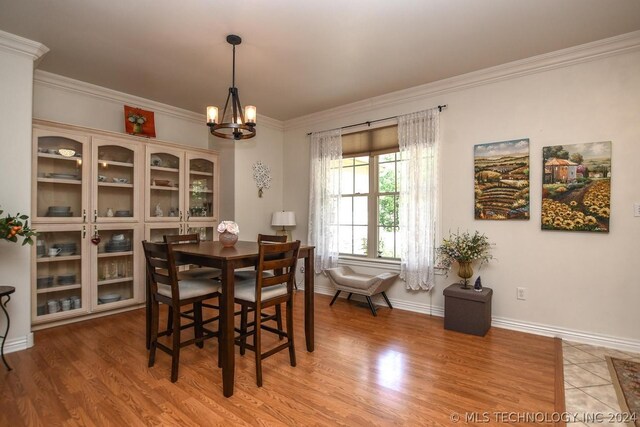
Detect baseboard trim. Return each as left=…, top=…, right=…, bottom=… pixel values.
left=312, top=284, right=640, bottom=353
left=4, top=332, right=34, bottom=354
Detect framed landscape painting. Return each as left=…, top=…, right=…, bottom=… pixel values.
left=474, top=139, right=530, bottom=220
left=541, top=141, right=611, bottom=232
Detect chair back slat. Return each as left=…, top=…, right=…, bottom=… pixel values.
left=257, top=234, right=287, bottom=243
left=256, top=241, right=301, bottom=295
left=142, top=240, right=180, bottom=299
left=164, top=233, right=200, bottom=245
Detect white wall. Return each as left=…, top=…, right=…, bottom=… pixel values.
left=283, top=39, right=640, bottom=349
left=0, top=32, right=48, bottom=352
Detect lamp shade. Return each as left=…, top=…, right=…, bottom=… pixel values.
left=272, top=211, right=296, bottom=227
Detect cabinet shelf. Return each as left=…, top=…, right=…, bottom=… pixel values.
left=98, top=160, right=134, bottom=168
left=37, top=178, right=82, bottom=185
left=38, top=153, right=82, bottom=162
left=190, top=170, right=214, bottom=177
left=98, top=182, right=134, bottom=188
left=36, top=284, right=82, bottom=294
left=98, top=251, right=133, bottom=258
left=189, top=189, right=213, bottom=193
left=150, top=165, right=179, bottom=173
left=150, top=185, right=179, bottom=191
left=98, top=277, right=133, bottom=286
left=37, top=255, right=82, bottom=263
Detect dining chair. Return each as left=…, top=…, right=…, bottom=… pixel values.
left=234, top=240, right=301, bottom=387
left=142, top=240, right=221, bottom=382
left=164, top=233, right=222, bottom=280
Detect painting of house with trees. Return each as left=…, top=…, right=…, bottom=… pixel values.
left=541, top=141, right=611, bottom=232
left=474, top=139, right=530, bottom=220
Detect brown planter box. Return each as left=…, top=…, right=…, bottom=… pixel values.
left=443, top=284, right=493, bottom=336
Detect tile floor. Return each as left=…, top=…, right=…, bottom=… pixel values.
left=563, top=341, right=640, bottom=426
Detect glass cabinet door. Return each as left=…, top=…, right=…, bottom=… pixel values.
left=186, top=222, right=217, bottom=241
left=32, top=225, right=89, bottom=323
left=91, top=224, right=140, bottom=311
left=33, top=129, right=89, bottom=223
left=145, top=223, right=182, bottom=243
left=186, top=153, right=217, bottom=222
left=92, top=138, right=139, bottom=222
left=146, top=147, right=184, bottom=222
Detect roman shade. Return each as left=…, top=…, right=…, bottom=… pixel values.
left=341, top=125, right=398, bottom=157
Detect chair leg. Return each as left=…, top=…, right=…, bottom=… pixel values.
left=166, top=305, right=173, bottom=336
left=240, top=305, right=248, bottom=356
left=329, top=290, right=341, bottom=306
left=365, top=296, right=378, bottom=317
left=170, top=305, right=181, bottom=382
left=194, top=302, right=204, bottom=349
left=149, top=299, right=159, bottom=368
left=286, top=300, right=296, bottom=367
left=381, top=292, right=393, bottom=309
left=347, top=293, right=353, bottom=301
left=275, top=305, right=283, bottom=341
left=254, top=306, right=263, bottom=387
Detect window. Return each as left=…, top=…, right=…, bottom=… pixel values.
left=338, top=125, right=401, bottom=259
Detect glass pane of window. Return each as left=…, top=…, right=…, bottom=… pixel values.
left=354, top=156, right=369, bottom=165
left=378, top=195, right=397, bottom=228
left=378, top=161, right=396, bottom=193
left=354, top=165, right=369, bottom=194
left=339, top=197, right=352, bottom=225
left=342, top=158, right=354, bottom=167
left=353, top=226, right=368, bottom=256
left=379, top=152, right=396, bottom=163
left=353, top=196, right=368, bottom=225
left=339, top=225, right=353, bottom=254
left=341, top=167, right=354, bottom=195
left=378, top=226, right=397, bottom=258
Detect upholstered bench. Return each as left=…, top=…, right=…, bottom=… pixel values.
left=325, top=266, right=398, bottom=316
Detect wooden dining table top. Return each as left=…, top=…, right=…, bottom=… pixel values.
left=172, top=240, right=313, bottom=261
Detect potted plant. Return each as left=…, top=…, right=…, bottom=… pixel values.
left=217, top=221, right=239, bottom=247
left=437, top=230, right=493, bottom=289
left=1, top=207, right=37, bottom=246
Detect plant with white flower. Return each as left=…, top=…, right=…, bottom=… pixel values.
left=217, top=221, right=239, bottom=235
left=252, top=161, right=272, bottom=197
left=127, top=112, right=147, bottom=125
left=436, top=230, right=493, bottom=270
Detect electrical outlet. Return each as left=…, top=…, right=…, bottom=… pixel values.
left=517, top=287, right=527, bottom=300
left=634, top=203, right=640, bottom=217
left=300, top=266, right=305, bottom=273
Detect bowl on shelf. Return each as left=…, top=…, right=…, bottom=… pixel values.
left=47, top=206, right=73, bottom=217
left=112, top=234, right=125, bottom=241
left=47, top=148, right=58, bottom=155
left=98, top=175, right=107, bottom=182
left=153, top=179, right=171, bottom=187
left=53, top=242, right=77, bottom=256
left=57, top=274, right=76, bottom=285
left=112, top=177, right=129, bottom=184
left=150, top=155, right=162, bottom=167
left=98, top=293, right=121, bottom=304
left=114, top=210, right=131, bottom=217
left=37, top=276, right=54, bottom=289
left=48, top=173, right=79, bottom=180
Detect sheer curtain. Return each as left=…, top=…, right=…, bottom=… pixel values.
left=398, top=108, right=440, bottom=291
left=308, top=129, right=342, bottom=271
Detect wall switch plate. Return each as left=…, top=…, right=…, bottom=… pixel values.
left=300, top=266, right=305, bottom=273
left=634, top=203, right=640, bottom=217
left=517, top=287, right=527, bottom=300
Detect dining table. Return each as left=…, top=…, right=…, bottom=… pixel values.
left=145, top=240, right=315, bottom=397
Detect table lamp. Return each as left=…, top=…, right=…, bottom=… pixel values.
left=271, top=211, right=296, bottom=241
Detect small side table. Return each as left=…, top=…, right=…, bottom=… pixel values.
left=443, top=284, right=493, bottom=336
left=0, top=285, right=16, bottom=371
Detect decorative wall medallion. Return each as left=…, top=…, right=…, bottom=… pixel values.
left=252, top=161, right=272, bottom=197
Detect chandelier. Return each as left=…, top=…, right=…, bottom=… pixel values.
left=206, top=35, right=256, bottom=140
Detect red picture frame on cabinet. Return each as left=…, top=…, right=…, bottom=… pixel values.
left=124, top=105, right=156, bottom=138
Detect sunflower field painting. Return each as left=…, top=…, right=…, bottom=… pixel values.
left=541, top=141, right=611, bottom=232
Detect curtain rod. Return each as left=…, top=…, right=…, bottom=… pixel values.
left=306, top=104, right=447, bottom=136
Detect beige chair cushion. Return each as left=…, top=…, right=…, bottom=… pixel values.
left=178, top=267, right=221, bottom=280
left=157, top=278, right=221, bottom=300
left=234, top=282, right=288, bottom=303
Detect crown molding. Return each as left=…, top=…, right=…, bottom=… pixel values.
left=0, top=30, right=49, bottom=61
left=284, top=30, right=640, bottom=132
left=33, top=70, right=284, bottom=131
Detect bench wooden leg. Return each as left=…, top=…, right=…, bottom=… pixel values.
left=329, top=290, right=341, bottom=306
left=381, top=292, right=393, bottom=309
left=347, top=293, right=353, bottom=301
left=365, top=296, right=377, bottom=317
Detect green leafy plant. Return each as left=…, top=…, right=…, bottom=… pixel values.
left=436, top=230, right=493, bottom=269
left=1, top=208, right=37, bottom=246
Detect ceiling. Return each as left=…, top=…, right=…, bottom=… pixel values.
left=1, top=1, right=640, bottom=121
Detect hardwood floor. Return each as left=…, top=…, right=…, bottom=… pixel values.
left=0, top=293, right=558, bottom=426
